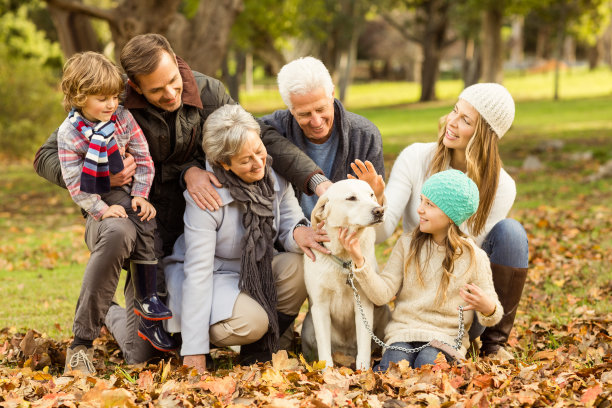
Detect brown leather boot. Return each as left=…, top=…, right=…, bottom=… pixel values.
left=480, top=263, right=528, bottom=356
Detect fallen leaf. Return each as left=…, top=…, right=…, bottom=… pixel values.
left=580, top=384, right=602, bottom=406
left=137, top=370, right=154, bottom=391
left=272, top=350, right=299, bottom=371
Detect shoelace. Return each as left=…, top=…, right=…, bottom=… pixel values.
left=69, top=349, right=95, bottom=373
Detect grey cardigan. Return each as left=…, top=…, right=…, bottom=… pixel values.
left=163, top=163, right=308, bottom=356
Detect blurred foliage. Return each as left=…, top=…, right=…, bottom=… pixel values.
left=230, top=0, right=301, bottom=52
left=0, top=0, right=65, bottom=159
left=0, top=42, right=65, bottom=159
left=0, top=1, right=63, bottom=69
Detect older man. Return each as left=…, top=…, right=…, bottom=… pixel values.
left=34, top=34, right=328, bottom=369
left=261, top=57, right=388, bottom=358
left=261, top=56, right=385, bottom=219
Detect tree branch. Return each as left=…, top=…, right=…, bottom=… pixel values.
left=44, top=0, right=117, bottom=26
left=443, top=35, right=458, bottom=48
left=381, top=12, right=422, bottom=45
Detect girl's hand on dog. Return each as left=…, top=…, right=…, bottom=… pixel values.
left=338, top=227, right=365, bottom=268
left=459, top=283, right=496, bottom=316
left=348, top=160, right=385, bottom=205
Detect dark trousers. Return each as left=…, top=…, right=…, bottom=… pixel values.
left=72, top=188, right=157, bottom=340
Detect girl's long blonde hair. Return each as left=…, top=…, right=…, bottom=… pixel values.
left=428, top=113, right=501, bottom=236
left=405, top=224, right=475, bottom=305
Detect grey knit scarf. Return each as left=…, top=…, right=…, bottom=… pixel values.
left=212, top=157, right=279, bottom=352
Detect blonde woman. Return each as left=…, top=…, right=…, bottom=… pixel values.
left=353, top=83, right=528, bottom=357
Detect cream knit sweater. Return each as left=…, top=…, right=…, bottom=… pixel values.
left=353, top=234, right=503, bottom=357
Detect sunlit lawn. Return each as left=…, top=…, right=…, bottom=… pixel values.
left=1, top=68, right=612, bottom=339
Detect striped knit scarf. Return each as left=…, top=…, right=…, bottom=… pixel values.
left=69, top=109, right=124, bottom=194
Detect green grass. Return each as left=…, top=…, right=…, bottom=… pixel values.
left=0, top=266, right=82, bottom=338
left=2, top=69, right=612, bottom=339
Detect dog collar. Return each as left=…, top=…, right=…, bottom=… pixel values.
left=321, top=242, right=353, bottom=270
left=330, top=254, right=352, bottom=270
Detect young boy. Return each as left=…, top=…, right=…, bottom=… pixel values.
left=57, top=52, right=174, bottom=375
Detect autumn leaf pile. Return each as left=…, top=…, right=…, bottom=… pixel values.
left=0, top=318, right=610, bottom=407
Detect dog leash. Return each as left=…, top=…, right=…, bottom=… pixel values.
left=345, top=269, right=465, bottom=359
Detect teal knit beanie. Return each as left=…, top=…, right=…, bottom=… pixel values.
left=421, top=169, right=480, bottom=225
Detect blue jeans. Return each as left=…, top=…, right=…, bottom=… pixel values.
left=469, top=218, right=529, bottom=339
left=374, top=342, right=453, bottom=371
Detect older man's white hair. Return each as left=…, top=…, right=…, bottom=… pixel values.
left=277, top=56, right=334, bottom=110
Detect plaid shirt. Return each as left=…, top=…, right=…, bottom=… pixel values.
left=58, top=105, right=154, bottom=220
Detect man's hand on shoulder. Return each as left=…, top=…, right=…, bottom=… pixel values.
left=184, top=167, right=223, bottom=211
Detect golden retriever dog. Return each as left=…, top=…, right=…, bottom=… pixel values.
left=302, top=179, right=389, bottom=370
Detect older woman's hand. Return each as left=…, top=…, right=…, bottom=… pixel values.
left=184, top=167, right=224, bottom=211
left=183, top=354, right=207, bottom=374
left=294, top=221, right=331, bottom=261
left=348, top=159, right=385, bottom=205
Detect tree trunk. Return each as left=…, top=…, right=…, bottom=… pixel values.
left=253, top=36, right=286, bottom=76
left=245, top=52, right=253, bottom=93
left=509, top=15, right=524, bottom=67
left=337, top=24, right=360, bottom=103
left=221, top=50, right=246, bottom=102
left=587, top=38, right=603, bottom=70
left=563, top=36, right=576, bottom=64
left=535, top=25, right=551, bottom=61
left=481, top=5, right=504, bottom=83
left=462, top=37, right=481, bottom=88
left=602, top=22, right=612, bottom=67
left=46, top=2, right=102, bottom=56
left=420, top=41, right=441, bottom=101
left=44, top=0, right=242, bottom=76
left=554, top=5, right=567, bottom=101
left=419, top=0, right=451, bottom=101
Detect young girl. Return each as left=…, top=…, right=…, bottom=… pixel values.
left=339, top=169, right=503, bottom=370
left=57, top=52, right=174, bottom=375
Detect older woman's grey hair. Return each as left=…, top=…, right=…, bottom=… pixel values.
left=202, top=104, right=261, bottom=166
left=277, top=56, right=334, bottom=110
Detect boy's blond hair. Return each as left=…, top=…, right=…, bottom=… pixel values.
left=61, top=51, right=124, bottom=112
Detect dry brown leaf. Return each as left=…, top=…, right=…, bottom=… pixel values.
left=271, top=350, right=299, bottom=371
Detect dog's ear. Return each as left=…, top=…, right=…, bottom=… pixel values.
left=311, top=195, right=329, bottom=226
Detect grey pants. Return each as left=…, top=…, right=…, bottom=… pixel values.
left=72, top=188, right=157, bottom=341
left=106, top=252, right=307, bottom=364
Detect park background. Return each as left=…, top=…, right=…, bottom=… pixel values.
left=0, top=0, right=611, bottom=406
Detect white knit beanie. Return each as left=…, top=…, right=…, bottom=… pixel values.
left=459, top=83, right=515, bottom=138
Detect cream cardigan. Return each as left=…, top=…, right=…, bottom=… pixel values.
left=353, top=234, right=503, bottom=357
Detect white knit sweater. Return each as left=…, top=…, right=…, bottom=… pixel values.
left=353, top=234, right=503, bottom=357
left=375, top=142, right=516, bottom=246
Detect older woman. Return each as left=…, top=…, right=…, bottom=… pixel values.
left=163, top=104, right=320, bottom=372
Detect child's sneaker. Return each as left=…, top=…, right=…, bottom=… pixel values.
left=64, top=345, right=96, bottom=376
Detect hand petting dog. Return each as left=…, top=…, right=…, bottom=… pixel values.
left=294, top=221, right=330, bottom=261
left=338, top=227, right=365, bottom=268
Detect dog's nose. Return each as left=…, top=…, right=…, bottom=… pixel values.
left=372, top=207, right=384, bottom=218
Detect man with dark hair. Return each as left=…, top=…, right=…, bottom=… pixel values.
left=34, top=33, right=330, bottom=365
